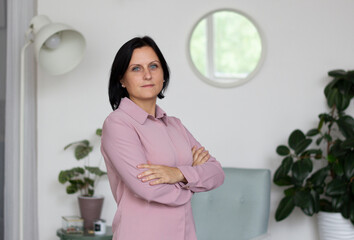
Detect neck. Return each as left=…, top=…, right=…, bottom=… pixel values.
left=130, top=97, right=157, bottom=117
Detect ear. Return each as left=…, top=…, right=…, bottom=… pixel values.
left=120, top=79, right=126, bottom=88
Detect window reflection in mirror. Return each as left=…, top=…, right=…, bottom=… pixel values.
left=189, top=10, right=264, bottom=88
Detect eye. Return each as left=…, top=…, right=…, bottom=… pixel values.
left=149, top=64, right=158, bottom=70
left=132, top=66, right=141, bottom=72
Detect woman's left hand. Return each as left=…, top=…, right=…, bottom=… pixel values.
left=137, top=164, right=187, bottom=185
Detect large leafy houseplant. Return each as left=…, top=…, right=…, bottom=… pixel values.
left=273, top=69, right=354, bottom=225
left=58, top=129, right=106, bottom=197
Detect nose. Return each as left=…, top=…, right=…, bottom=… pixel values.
left=143, top=68, right=152, bottom=80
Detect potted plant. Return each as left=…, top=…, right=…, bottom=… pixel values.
left=273, top=69, right=354, bottom=239
left=58, top=128, right=107, bottom=230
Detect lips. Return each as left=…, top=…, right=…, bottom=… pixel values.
left=141, top=84, right=154, bottom=88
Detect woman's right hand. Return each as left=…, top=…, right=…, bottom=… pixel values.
left=192, top=146, right=210, bottom=166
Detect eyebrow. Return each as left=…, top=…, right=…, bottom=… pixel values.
left=128, top=60, right=160, bottom=68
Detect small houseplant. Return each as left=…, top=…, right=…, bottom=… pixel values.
left=58, top=128, right=106, bottom=196
left=58, top=128, right=107, bottom=230
left=273, top=69, right=354, bottom=227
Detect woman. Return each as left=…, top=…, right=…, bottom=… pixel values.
left=101, top=36, right=224, bottom=240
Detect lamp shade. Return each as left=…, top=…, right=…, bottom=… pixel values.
left=30, top=15, right=86, bottom=75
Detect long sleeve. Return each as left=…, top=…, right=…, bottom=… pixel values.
left=101, top=116, right=193, bottom=207
left=177, top=122, right=225, bottom=193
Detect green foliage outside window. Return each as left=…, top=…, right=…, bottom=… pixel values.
left=190, top=11, right=262, bottom=80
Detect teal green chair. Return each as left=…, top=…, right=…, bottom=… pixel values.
left=192, top=168, right=271, bottom=240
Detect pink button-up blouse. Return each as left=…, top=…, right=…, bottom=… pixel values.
left=101, top=97, right=225, bottom=240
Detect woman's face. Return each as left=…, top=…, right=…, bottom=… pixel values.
left=120, top=46, right=164, bottom=105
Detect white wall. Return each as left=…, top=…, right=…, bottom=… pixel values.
left=37, top=0, right=354, bottom=239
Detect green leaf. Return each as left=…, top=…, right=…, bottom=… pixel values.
left=311, top=190, right=320, bottom=213
left=307, top=129, right=319, bottom=137
left=295, top=139, right=312, bottom=155
left=276, top=145, right=290, bottom=156
left=88, top=188, right=94, bottom=197
left=327, top=154, right=336, bottom=163
left=84, top=177, right=95, bottom=187
left=332, top=195, right=345, bottom=211
left=337, top=94, right=351, bottom=112
left=58, top=167, right=85, bottom=183
left=323, top=133, right=332, bottom=142
left=337, top=115, right=354, bottom=138
left=58, top=171, right=69, bottom=184
left=314, top=186, right=324, bottom=194
left=318, top=116, right=324, bottom=130
left=274, top=157, right=293, bottom=186
left=307, top=167, right=329, bottom=187
left=326, top=178, right=346, bottom=196
left=96, top=128, right=102, bottom=136
left=288, top=130, right=306, bottom=150
left=318, top=113, right=334, bottom=123
left=294, top=190, right=312, bottom=209
left=327, top=88, right=338, bottom=107
left=350, top=201, right=354, bottom=224
left=316, top=136, right=324, bottom=145
left=328, top=69, right=346, bottom=78
left=341, top=138, right=354, bottom=149
left=284, top=187, right=296, bottom=197
left=85, top=166, right=107, bottom=176
left=66, top=184, right=78, bottom=194
left=319, top=199, right=333, bottom=212
left=348, top=70, right=354, bottom=84
left=339, top=194, right=350, bottom=218
left=292, top=159, right=312, bottom=186
left=274, top=176, right=293, bottom=186
left=344, top=153, right=354, bottom=179
left=333, top=160, right=344, bottom=177
left=330, top=140, right=348, bottom=158
left=301, top=198, right=316, bottom=216
left=334, top=91, right=345, bottom=111
left=75, top=145, right=93, bottom=160
left=69, top=179, right=85, bottom=187
left=281, top=156, right=294, bottom=172
left=324, top=77, right=340, bottom=98
left=275, top=196, right=295, bottom=221
left=64, top=140, right=90, bottom=150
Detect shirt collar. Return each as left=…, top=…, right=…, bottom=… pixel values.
left=119, top=97, right=168, bottom=125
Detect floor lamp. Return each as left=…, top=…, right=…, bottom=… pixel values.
left=20, top=15, right=86, bottom=240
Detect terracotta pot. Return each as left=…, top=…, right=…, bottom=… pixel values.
left=317, top=212, right=354, bottom=240
left=78, top=195, right=104, bottom=230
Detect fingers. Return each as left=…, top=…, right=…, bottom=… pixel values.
left=140, top=173, right=160, bottom=183
left=136, top=165, right=183, bottom=185
left=192, top=146, right=210, bottom=166
left=149, top=178, right=164, bottom=186
left=137, top=164, right=159, bottom=169
left=193, top=147, right=204, bottom=160
left=192, top=152, right=209, bottom=166
left=192, top=146, right=197, bottom=155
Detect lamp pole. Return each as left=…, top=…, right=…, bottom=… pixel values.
left=19, top=27, right=33, bottom=240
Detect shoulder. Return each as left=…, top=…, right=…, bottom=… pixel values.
left=166, top=115, right=183, bottom=125
left=166, top=116, right=189, bottom=133
left=103, top=109, right=134, bottom=130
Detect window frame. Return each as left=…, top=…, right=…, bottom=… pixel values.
left=187, top=8, right=266, bottom=88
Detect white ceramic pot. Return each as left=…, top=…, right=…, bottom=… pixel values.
left=317, top=212, right=354, bottom=240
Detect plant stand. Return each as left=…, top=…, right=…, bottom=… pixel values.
left=317, top=212, right=354, bottom=240
left=56, top=226, right=112, bottom=240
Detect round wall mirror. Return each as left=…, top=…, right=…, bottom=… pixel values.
left=188, top=9, right=265, bottom=88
